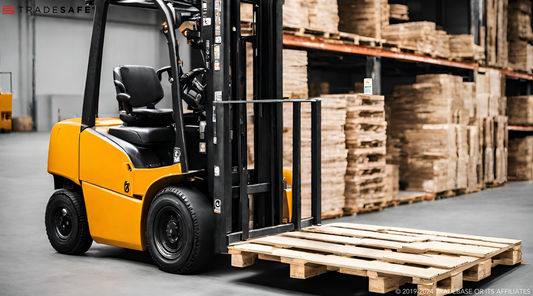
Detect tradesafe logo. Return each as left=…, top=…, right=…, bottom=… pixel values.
left=2, top=5, right=94, bottom=15
left=2, top=5, right=14, bottom=14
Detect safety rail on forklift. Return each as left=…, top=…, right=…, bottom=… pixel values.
left=213, top=98, right=322, bottom=246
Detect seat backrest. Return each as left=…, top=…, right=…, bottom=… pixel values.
left=113, top=65, right=164, bottom=111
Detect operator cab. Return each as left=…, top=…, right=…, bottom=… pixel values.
left=96, top=3, right=207, bottom=170
left=109, top=65, right=175, bottom=146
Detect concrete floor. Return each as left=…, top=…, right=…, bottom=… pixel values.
left=0, top=132, right=531, bottom=296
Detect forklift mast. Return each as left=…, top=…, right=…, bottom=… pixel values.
left=203, top=0, right=322, bottom=253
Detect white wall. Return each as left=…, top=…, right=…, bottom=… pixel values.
left=0, top=0, right=192, bottom=129
left=35, top=17, right=161, bottom=119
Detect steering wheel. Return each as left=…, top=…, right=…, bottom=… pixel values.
left=156, top=66, right=207, bottom=112
left=181, top=68, right=207, bottom=111
left=181, top=68, right=207, bottom=85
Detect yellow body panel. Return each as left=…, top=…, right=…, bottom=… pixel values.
left=79, top=128, right=134, bottom=197
left=133, top=164, right=183, bottom=196
left=0, top=93, right=12, bottom=132
left=48, top=118, right=123, bottom=185
left=82, top=182, right=144, bottom=250
left=48, top=119, right=82, bottom=184
left=79, top=120, right=186, bottom=250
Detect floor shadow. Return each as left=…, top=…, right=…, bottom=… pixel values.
left=86, top=244, right=155, bottom=266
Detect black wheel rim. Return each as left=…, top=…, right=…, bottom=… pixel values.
left=154, top=206, right=186, bottom=260
left=53, top=206, right=72, bottom=240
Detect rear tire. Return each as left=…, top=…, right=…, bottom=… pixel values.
left=45, top=189, right=93, bottom=255
left=146, top=186, right=214, bottom=274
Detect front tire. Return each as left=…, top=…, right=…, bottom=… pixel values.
left=45, top=189, right=93, bottom=255
left=146, top=186, right=214, bottom=274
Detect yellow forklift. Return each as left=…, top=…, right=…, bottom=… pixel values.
left=45, top=0, right=321, bottom=274
left=0, top=72, right=13, bottom=133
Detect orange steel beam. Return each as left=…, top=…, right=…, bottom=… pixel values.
left=283, top=34, right=478, bottom=70
left=508, top=125, right=533, bottom=131
left=283, top=34, right=533, bottom=81
left=500, top=69, right=533, bottom=81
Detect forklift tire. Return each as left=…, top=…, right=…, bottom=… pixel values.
left=45, top=189, right=93, bottom=255
left=146, top=186, right=214, bottom=274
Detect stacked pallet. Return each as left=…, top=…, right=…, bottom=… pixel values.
left=387, top=74, right=474, bottom=194
left=384, top=164, right=399, bottom=204
left=344, top=94, right=388, bottom=214
left=467, top=125, right=481, bottom=193
left=389, top=4, right=409, bottom=21
left=508, top=0, right=533, bottom=72
left=484, top=0, right=508, bottom=68
left=301, top=96, right=348, bottom=218
left=508, top=136, right=533, bottom=180
left=309, top=82, right=330, bottom=98
left=246, top=49, right=308, bottom=167
left=283, top=0, right=339, bottom=34
left=338, top=0, right=389, bottom=39
left=307, top=0, right=339, bottom=34
left=382, top=22, right=450, bottom=58
left=508, top=96, right=533, bottom=125
left=509, top=41, right=533, bottom=72
left=449, top=35, right=486, bottom=62
left=508, top=0, right=532, bottom=41
left=240, top=3, right=254, bottom=23
left=475, top=69, right=508, bottom=186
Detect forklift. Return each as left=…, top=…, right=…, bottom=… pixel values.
left=45, top=0, right=321, bottom=274
left=0, top=72, right=13, bottom=133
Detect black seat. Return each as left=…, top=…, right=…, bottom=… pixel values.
left=108, top=126, right=175, bottom=146
left=113, top=65, right=174, bottom=127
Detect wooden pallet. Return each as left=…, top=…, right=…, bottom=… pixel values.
left=397, top=190, right=427, bottom=205
left=425, top=189, right=467, bottom=201
left=283, top=26, right=340, bottom=40
left=343, top=200, right=388, bottom=215
left=485, top=181, right=507, bottom=188
left=338, top=32, right=384, bottom=47
left=229, top=223, right=522, bottom=295
left=321, top=209, right=344, bottom=220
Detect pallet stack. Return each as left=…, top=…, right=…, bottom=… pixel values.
left=247, top=49, right=349, bottom=219
left=508, top=95, right=533, bottom=125
left=283, top=0, right=339, bottom=34
left=508, top=0, right=533, bottom=72
left=463, top=82, right=483, bottom=193
left=449, top=35, right=486, bottom=62
left=389, top=4, right=409, bottom=21
left=382, top=22, right=450, bottom=58
left=301, top=96, right=348, bottom=218
left=475, top=69, right=508, bottom=187
left=240, top=3, right=254, bottom=23
left=484, top=0, right=508, bottom=68
left=384, top=164, right=400, bottom=204
left=386, top=74, right=474, bottom=194
left=338, top=0, right=389, bottom=39
left=246, top=49, right=308, bottom=167
left=344, top=94, right=388, bottom=214
left=508, top=136, right=533, bottom=181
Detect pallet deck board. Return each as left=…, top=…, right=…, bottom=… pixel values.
left=329, top=223, right=522, bottom=245
left=305, top=226, right=500, bottom=257
left=228, top=224, right=522, bottom=295
left=251, top=235, right=477, bottom=269
left=231, top=243, right=450, bottom=279
left=303, top=225, right=428, bottom=243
